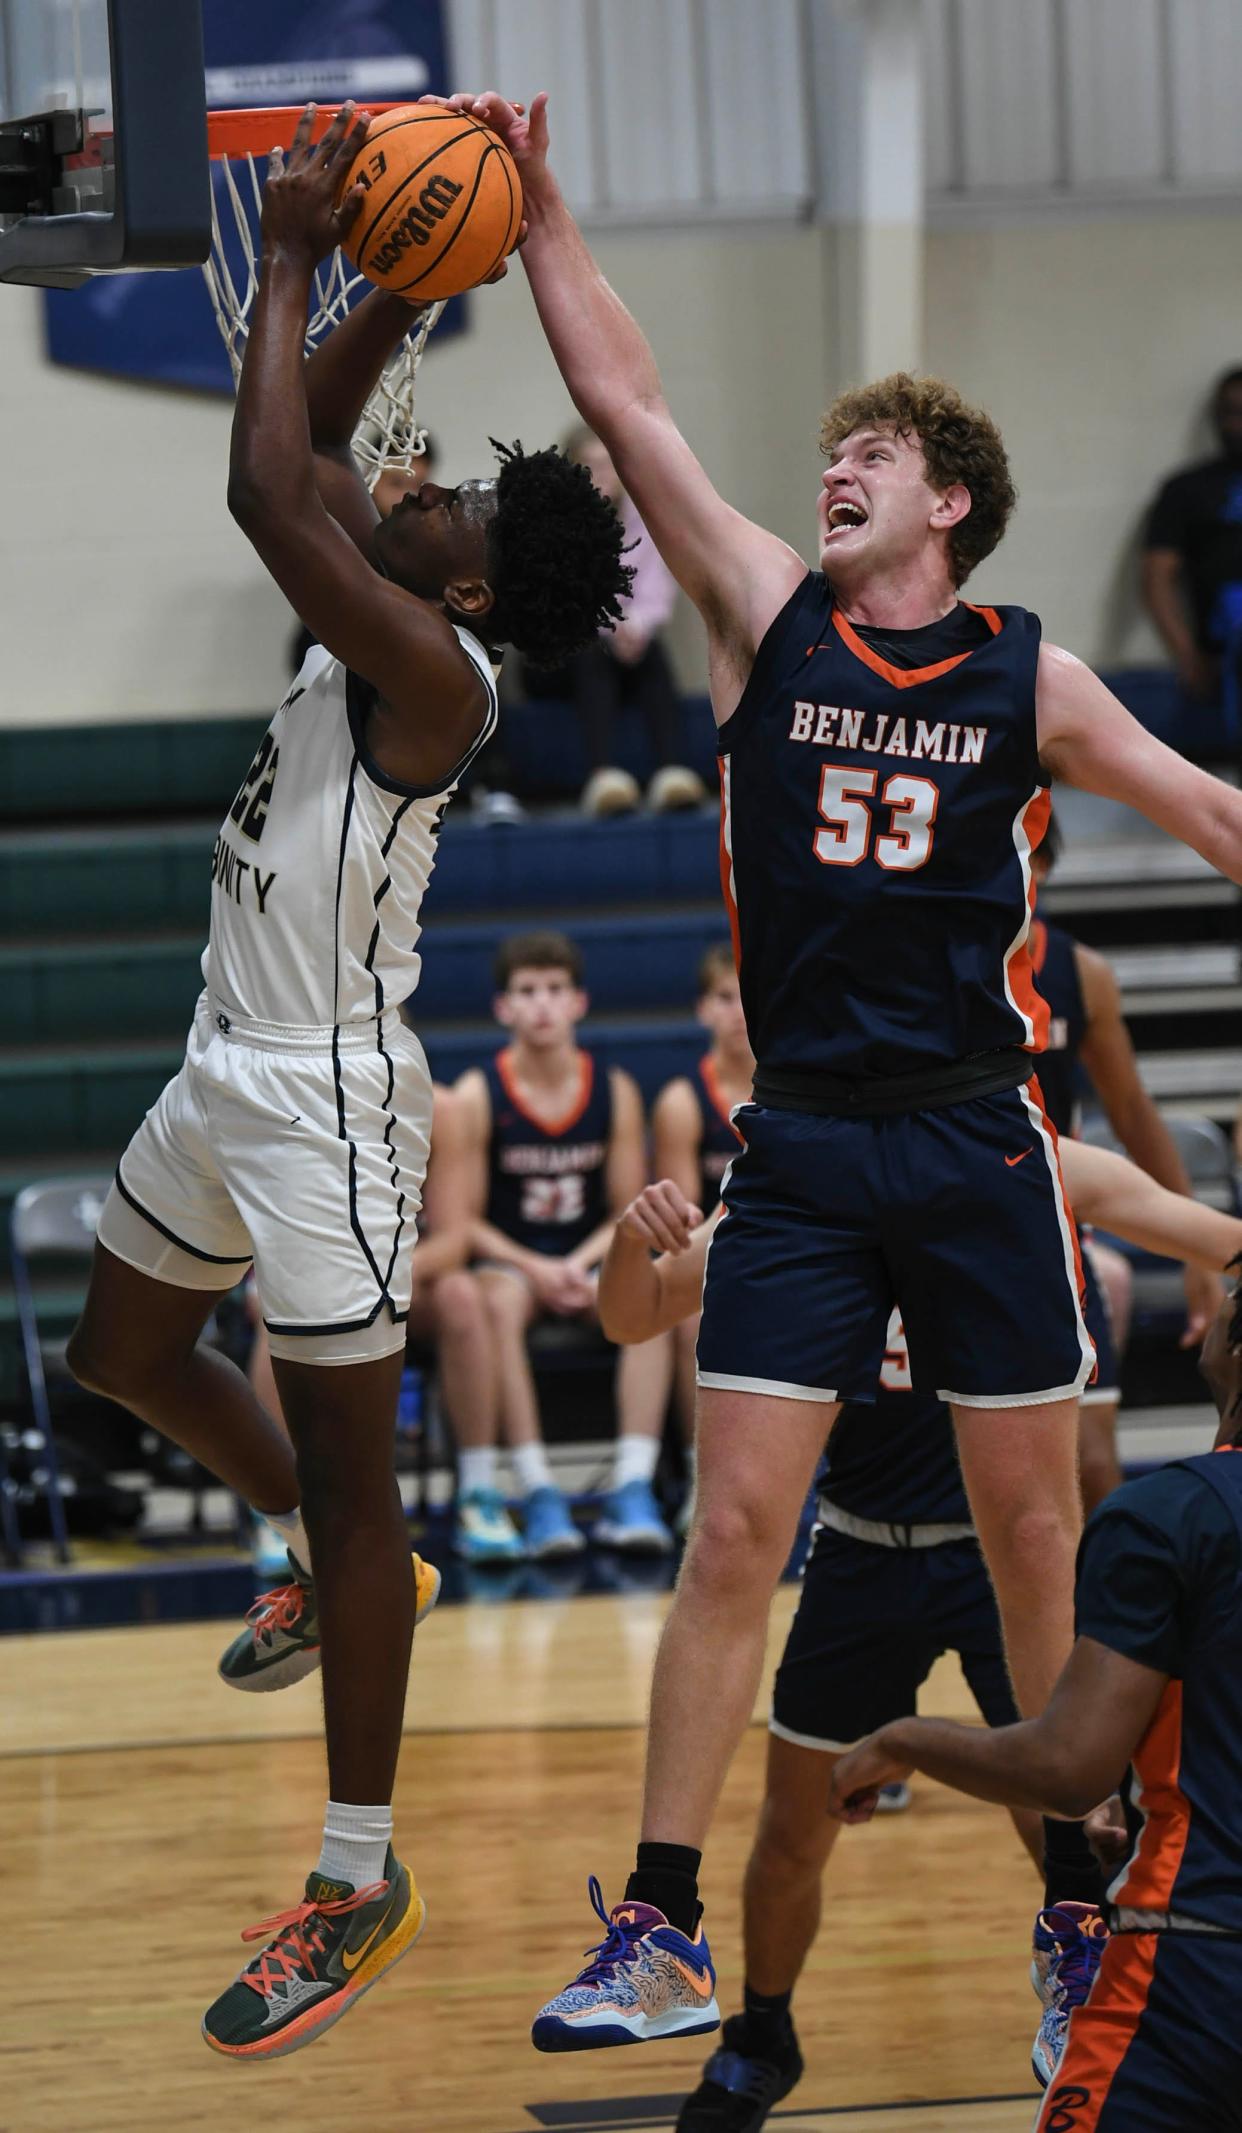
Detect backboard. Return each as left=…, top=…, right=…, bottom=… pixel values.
left=0, top=0, right=210, bottom=286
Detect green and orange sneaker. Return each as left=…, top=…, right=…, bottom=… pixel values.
left=217, top=1549, right=441, bottom=1694
left=202, top=1847, right=425, bottom=2060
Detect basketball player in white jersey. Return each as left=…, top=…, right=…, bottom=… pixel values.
left=64, top=106, right=632, bottom=2061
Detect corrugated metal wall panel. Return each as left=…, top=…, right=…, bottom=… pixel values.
left=956, top=0, right=1061, bottom=191
left=1061, top=0, right=1167, bottom=187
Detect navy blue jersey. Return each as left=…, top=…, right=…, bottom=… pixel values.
left=1077, top=1448, right=1242, bottom=1935
left=717, top=575, right=1049, bottom=1081
left=483, top=1048, right=612, bottom=1257
left=693, top=1056, right=743, bottom=1212
left=814, top=1313, right=970, bottom=1528
left=1030, top=915, right=1087, bottom=1139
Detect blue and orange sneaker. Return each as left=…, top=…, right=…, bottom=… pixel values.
left=202, top=1846, right=425, bottom=2060
left=1030, top=1901, right=1108, bottom=2087
left=533, top=1877, right=720, bottom=2052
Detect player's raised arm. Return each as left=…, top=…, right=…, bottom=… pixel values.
left=298, top=285, right=431, bottom=554
left=227, top=103, right=490, bottom=780
left=442, top=92, right=806, bottom=702
left=1037, top=644, right=1242, bottom=884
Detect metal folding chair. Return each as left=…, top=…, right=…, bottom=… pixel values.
left=8, top=1174, right=111, bottom=1567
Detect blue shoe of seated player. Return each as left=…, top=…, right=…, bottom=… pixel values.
left=523, top=1485, right=586, bottom=1561
left=1030, top=1902, right=1108, bottom=2088
left=454, top=1486, right=525, bottom=1564
left=592, top=1480, right=674, bottom=1555
left=532, top=1876, right=720, bottom=2052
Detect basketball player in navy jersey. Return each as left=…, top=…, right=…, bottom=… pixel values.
left=454, top=931, right=676, bottom=1556
left=1030, top=815, right=1221, bottom=1507
left=423, top=93, right=1242, bottom=2045
left=832, top=1273, right=1242, bottom=2130
left=598, top=1163, right=1242, bottom=2128
left=62, top=107, right=633, bottom=2059
left=653, top=942, right=754, bottom=1515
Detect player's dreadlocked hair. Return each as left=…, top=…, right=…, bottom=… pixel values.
left=484, top=439, right=634, bottom=670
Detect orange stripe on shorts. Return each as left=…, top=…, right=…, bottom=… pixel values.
left=1034, top=1932, right=1159, bottom=2131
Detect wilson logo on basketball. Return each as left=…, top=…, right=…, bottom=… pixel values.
left=367, top=175, right=464, bottom=273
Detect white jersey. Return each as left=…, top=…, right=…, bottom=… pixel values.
left=205, top=631, right=497, bottom=1028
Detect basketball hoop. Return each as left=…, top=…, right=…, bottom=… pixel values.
left=204, top=105, right=444, bottom=488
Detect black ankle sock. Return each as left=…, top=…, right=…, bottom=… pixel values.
left=742, top=1982, right=795, bottom=2057
left=1042, top=1817, right=1108, bottom=1913
left=625, top=1842, right=701, bottom=1937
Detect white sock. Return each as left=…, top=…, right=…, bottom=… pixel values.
left=458, top=1447, right=498, bottom=1496
left=263, top=1504, right=311, bottom=1577
left=317, top=1801, right=394, bottom=1890
left=511, top=1441, right=553, bottom=1496
left=613, top=1433, right=660, bottom=1491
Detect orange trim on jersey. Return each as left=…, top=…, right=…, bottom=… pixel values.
left=717, top=762, right=742, bottom=973
left=1034, top=1932, right=1159, bottom=2132
left=1112, top=1682, right=1191, bottom=1916
left=701, top=1055, right=746, bottom=1147
left=1007, top=788, right=1052, bottom=1052
left=831, top=601, right=1002, bottom=689
left=961, top=601, right=1003, bottom=637
left=495, top=1046, right=594, bottom=1139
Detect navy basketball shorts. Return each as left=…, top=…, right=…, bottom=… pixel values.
left=770, top=1525, right=1016, bottom=1752
left=697, top=1084, right=1095, bottom=1408
left=1079, top=1234, right=1119, bottom=1404
left=1036, top=1932, right=1242, bottom=2130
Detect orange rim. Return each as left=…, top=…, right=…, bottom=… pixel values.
left=205, top=102, right=410, bottom=160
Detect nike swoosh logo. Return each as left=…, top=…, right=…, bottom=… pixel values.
left=341, top=1894, right=397, bottom=1974
left=668, top=1954, right=712, bottom=1997
left=1005, top=1149, right=1033, bottom=1167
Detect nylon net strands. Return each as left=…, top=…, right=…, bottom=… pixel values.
left=203, top=106, right=445, bottom=488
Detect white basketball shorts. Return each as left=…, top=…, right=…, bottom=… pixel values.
left=96, top=992, right=432, bottom=1365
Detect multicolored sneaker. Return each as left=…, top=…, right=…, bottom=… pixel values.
left=454, top=1486, right=525, bottom=1563
left=523, top=1484, right=586, bottom=1560
left=676, top=2012, right=804, bottom=2131
left=217, top=1549, right=441, bottom=1694
left=875, top=1781, right=912, bottom=1813
left=532, top=1876, right=720, bottom=2052
left=202, top=1846, right=424, bottom=2060
left=593, top=1480, right=675, bottom=1555
left=1030, top=1901, right=1108, bottom=2087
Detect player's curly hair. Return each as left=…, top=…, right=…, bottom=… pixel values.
left=484, top=439, right=634, bottom=669
left=819, top=373, right=1016, bottom=587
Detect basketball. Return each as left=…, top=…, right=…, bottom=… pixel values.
left=339, top=105, right=522, bottom=302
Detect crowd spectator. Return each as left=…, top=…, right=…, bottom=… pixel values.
left=525, top=427, right=707, bottom=817
left=1141, top=367, right=1242, bottom=741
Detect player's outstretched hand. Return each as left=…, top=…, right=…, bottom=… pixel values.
left=420, top=90, right=552, bottom=201
left=1181, top=1259, right=1225, bottom=1351
left=619, top=1181, right=704, bottom=1257
left=1084, top=1793, right=1130, bottom=1872
left=828, top=1724, right=916, bottom=1823
left=261, top=101, right=372, bottom=268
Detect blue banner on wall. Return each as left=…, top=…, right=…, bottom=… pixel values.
left=45, top=1, right=457, bottom=392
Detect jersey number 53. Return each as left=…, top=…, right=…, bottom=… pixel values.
left=813, top=769, right=938, bottom=873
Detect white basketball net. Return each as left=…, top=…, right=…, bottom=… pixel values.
left=202, top=148, right=445, bottom=488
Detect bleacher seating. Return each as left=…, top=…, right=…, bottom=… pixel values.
left=1, top=678, right=1238, bottom=1452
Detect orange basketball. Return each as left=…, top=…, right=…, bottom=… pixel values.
left=339, top=105, right=522, bottom=302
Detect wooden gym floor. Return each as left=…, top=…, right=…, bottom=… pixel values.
left=2, top=1586, right=1040, bottom=2132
